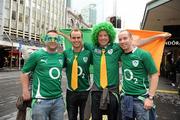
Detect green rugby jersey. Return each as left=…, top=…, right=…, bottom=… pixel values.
left=121, top=47, right=158, bottom=96
left=64, top=48, right=92, bottom=91
left=85, top=43, right=123, bottom=90
left=22, top=48, right=64, bottom=99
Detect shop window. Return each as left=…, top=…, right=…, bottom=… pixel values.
left=19, top=13, right=23, bottom=22
left=12, top=11, right=16, bottom=20
left=20, top=0, right=23, bottom=4
left=41, top=24, right=44, bottom=29
left=25, top=15, right=29, bottom=24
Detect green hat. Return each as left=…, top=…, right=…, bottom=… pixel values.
left=92, top=22, right=116, bottom=45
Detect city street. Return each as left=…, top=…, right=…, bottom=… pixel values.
left=0, top=71, right=180, bottom=120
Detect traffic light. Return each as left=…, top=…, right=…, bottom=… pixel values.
left=110, top=16, right=121, bottom=28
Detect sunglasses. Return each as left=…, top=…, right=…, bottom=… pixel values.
left=44, top=34, right=63, bottom=44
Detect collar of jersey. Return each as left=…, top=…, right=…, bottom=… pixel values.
left=72, top=47, right=84, bottom=52
left=124, top=46, right=138, bottom=54
left=132, top=46, right=138, bottom=53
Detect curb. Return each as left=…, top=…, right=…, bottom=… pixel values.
left=157, top=89, right=179, bottom=94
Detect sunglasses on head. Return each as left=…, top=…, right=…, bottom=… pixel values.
left=44, top=34, right=63, bottom=44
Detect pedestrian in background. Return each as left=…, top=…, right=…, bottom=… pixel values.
left=176, top=54, right=180, bottom=95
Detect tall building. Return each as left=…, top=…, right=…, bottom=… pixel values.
left=89, top=4, right=96, bottom=25
left=80, top=4, right=96, bottom=26
left=0, top=0, right=66, bottom=68
left=141, top=0, right=180, bottom=77
left=0, top=0, right=66, bottom=48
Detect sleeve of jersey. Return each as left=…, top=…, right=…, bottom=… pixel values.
left=142, top=51, right=158, bottom=75
left=21, top=52, right=39, bottom=74
left=84, top=42, right=94, bottom=52
left=114, top=43, right=123, bottom=61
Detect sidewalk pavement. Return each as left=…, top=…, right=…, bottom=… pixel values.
left=0, top=67, right=20, bottom=72
left=157, top=76, right=179, bottom=94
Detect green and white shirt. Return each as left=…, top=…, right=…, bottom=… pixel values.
left=22, top=48, right=64, bottom=99
left=121, top=47, right=158, bottom=96
left=64, top=48, right=92, bottom=91
left=85, top=43, right=123, bottom=90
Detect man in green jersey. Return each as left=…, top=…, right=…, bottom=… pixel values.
left=118, top=30, right=160, bottom=120
left=20, top=30, right=65, bottom=120
left=87, top=22, right=122, bottom=120
left=63, top=28, right=92, bottom=120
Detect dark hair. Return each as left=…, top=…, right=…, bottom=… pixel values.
left=70, top=28, right=83, bottom=38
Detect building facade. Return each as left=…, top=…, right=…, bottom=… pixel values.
left=80, top=4, right=97, bottom=27
left=0, top=0, right=66, bottom=68
left=66, top=8, right=91, bottom=28
left=0, top=0, right=66, bottom=47
left=141, top=0, right=180, bottom=77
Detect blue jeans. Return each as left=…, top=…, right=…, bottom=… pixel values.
left=32, top=97, right=64, bottom=120
left=121, top=96, right=156, bottom=120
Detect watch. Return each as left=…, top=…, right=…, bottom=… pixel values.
left=148, top=95, right=154, bottom=100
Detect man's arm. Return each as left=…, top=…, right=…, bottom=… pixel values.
left=148, top=73, right=159, bottom=97
left=21, top=72, right=31, bottom=101
left=144, top=72, right=159, bottom=110
left=133, top=32, right=171, bottom=46
left=58, top=31, right=71, bottom=41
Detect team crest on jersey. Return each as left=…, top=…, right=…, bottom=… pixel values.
left=132, top=60, right=139, bottom=67
left=59, top=59, right=63, bottom=65
left=108, top=49, right=113, bottom=54
left=83, top=57, right=88, bottom=63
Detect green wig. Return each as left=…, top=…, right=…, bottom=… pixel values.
left=92, top=22, right=116, bottom=45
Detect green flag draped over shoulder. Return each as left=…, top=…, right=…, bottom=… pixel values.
left=59, top=29, right=93, bottom=49
left=59, top=29, right=94, bottom=74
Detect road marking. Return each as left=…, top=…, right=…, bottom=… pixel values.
left=157, top=89, right=179, bottom=94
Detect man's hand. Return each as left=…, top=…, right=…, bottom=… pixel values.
left=144, top=98, right=154, bottom=110
left=157, top=32, right=172, bottom=40
left=57, top=31, right=70, bottom=40
left=22, top=89, right=31, bottom=101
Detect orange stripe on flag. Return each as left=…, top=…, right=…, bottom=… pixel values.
left=128, top=29, right=166, bottom=72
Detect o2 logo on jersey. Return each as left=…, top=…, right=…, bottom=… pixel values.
left=124, top=69, right=138, bottom=84
left=124, top=69, right=133, bottom=81
left=49, top=67, right=60, bottom=79
left=132, top=60, right=139, bottom=67
left=77, top=66, right=86, bottom=79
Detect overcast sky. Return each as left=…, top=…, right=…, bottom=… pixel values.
left=71, top=0, right=151, bottom=29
